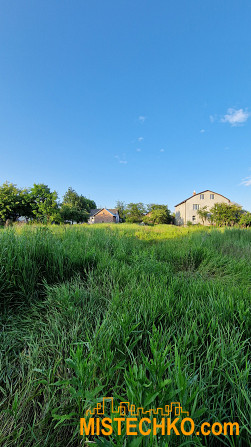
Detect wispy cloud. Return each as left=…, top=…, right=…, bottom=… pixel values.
left=115, top=155, right=128, bottom=164
left=160, top=148, right=165, bottom=152
left=209, top=115, right=215, bottom=123
left=200, top=129, right=205, bottom=133
left=138, top=137, right=144, bottom=141
left=138, top=116, right=146, bottom=123
left=221, top=108, right=250, bottom=126
left=240, top=176, right=251, bottom=186
left=136, top=148, right=141, bottom=152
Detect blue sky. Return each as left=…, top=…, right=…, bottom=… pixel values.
left=0, top=0, right=251, bottom=211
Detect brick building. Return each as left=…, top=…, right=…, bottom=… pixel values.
left=88, top=208, right=120, bottom=224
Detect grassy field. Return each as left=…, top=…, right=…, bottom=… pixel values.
left=0, top=224, right=250, bottom=446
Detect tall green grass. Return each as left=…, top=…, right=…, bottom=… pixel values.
left=0, top=224, right=250, bottom=446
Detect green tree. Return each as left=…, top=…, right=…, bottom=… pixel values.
left=0, top=182, right=33, bottom=223
left=62, top=187, right=80, bottom=208
left=144, top=204, right=172, bottom=224
left=78, top=196, right=96, bottom=212
left=146, top=204, right=167, bottom=212
left=115, top=201, right=126, bottom=222
left=197, top=206, right=209, bottom=225
left=60, top=204, right=88, bottom=224
left=0, top=182, right=20, bottom=222
left=61, top=187, right=96, bottom=223
left=63, top=187, right=96, bottom=211
left=239, top=211, right=251, bottom=227
left=30, top=183, right=60, bottom=223
left=125, top=202, right=146, bottom=223
left=210, top=203, right=242, bottom=226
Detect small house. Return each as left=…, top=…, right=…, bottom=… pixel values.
left=88, top=208, right=120, bottom=224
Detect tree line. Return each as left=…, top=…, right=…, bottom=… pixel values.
left=0, top=181, right=173, bottom=226
left=0, top=181, right=250, bottom=227
left=196, top=203, right=251, bottom=227
left=0, top=182, right=96, bottom=224
left=115, top=201, right=173, bottom=224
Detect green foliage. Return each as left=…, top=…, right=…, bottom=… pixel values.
left=78, top=196, right=96, bottom=212
left=62, top=187, right=96, bottom=212
left=0, top=225, right=250, bottom=446
left=0, top=182, right=19, bottom=222
left=146, top=204, right=169, bottom=213
left=239, top=211, right=251, bottom=227
left=60, top=204, right=89, bottom=224
left=115, top=200, right=126, bottom=222
left=125, top=202, right=146, bottom=223
left=143, top=205, right=172, bottom=225
left=197, top=205, right=209, bottom=225
left=61, top=187, right=96, bottom=223
left=30, top=183, right=60, bottom=223
left=116, top=203, right=172, bottom=225
left=0, top=182, right=97, bottom=225
left=210, top=203, right=242, bottom=226
left=0, top=182, right=33, bottom=223
left=62, top=187, right=80, bottom=207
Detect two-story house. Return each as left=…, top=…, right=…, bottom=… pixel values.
left=175, top=190, right=231, bottom=225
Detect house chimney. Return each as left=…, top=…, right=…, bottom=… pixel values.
left=193, top=190, right=196, bottom=196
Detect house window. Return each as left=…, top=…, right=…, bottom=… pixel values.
left=200, top=194, right=204, bottom=199
left=210, top=194, right=214, bottom=199
left=192, top=215, right=196, bottom=221
left=193, top=204, right=200, bottom=210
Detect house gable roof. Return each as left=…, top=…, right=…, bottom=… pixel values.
left=89, top=209, right=101, bottom=217
left=174, top=190, right=230, bottom=208
left=89, top=208, right=118, bottom=217
left=108, top=209, right=119, bottom=215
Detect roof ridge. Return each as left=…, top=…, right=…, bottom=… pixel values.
left=175, top=190, right=230, bottom=207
